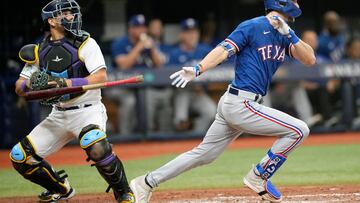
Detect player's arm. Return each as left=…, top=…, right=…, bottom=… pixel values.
left=114, top=42, right=144, bottom=70
left=150, top=48, right=166, bottom=68
left=271, top=16, right=316, bottom=66
left=198, top=46, right=229, bottom=73
left=169, top=45, right=230, bottom=88
left=15, top=76, right=30, bottom=97
left=65, top=67, right=107, bottom=87
left=15, top=44, right=39, bottom=96
left=84, top=68, right=107, bottom=84
left=67, top=38, right=108, bottom=87
left=290, top=40, right=316, bottom=66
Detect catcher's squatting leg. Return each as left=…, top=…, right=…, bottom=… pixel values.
left=10, top=137, right=70, bottom=196
left=79, top=124, right=131, bottom=199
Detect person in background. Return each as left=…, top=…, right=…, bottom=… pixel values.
left=168, top=18, right=217, bottom=133
left=148, top=18, right=173, bottom=55
left=112, top=14, right=164, bottom=69
left=201, top=15, right=222, bottom=48
left=107, top=14, right=165, bottom=135
left=145, top=18, right=173, bottom=132
left=344, top=38, right=360, bottom=128
left=301, top=30, right=339, bottom=127
left=318, top=11, right=346, bottom=62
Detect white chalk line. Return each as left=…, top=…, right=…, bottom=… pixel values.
left=165, top=193, right=360, bottom=203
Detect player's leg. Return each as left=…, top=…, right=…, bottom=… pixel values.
left=226, top=99, right=309, bottom=202
left=9, top=110, right=75, bottom=202
left=69, top=103, right=134, bottom=202
left=130, top=95, right=242, bottom=202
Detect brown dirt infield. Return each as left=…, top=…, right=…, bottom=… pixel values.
left=1, top=132, right=360, bottom=202
left=1, top=185, right=359, bottom=202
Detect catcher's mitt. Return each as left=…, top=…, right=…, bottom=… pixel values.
left=29, top=70, right=68, bottom=105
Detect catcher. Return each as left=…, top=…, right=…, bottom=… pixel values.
left=10, top=0, right=134, bottom=202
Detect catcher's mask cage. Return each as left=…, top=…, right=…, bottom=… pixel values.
left=41, top=0, right=83, bottom=36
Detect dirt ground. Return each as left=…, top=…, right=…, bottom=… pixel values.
left=1, top=133, right=360, bottom=202
left=1, top=185, right=359, bottom=203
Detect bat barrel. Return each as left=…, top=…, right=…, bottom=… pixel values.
left=24, top=75, right=144, bottom=101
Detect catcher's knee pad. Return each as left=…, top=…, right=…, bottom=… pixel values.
left=10, top=137, right=69, bottom=194
left=256, top=150, right=287, bottom=180
left=10, top=142, right=27, bottom=163
left=10, top=137, right=43, bottom=170
left=79, top=124, right=111, bottom=161
left=79, top=124, right=130, bottom=197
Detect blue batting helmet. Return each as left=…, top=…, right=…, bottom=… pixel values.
left=264, top=0, right=302, bottom=19
left=41, top=0, right=83, bottom=36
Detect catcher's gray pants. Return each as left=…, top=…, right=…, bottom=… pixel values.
left=147, top=86, right=309, bottom=187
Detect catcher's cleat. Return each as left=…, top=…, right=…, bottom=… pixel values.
left=38, top=179, right=75, bottom=202
left=243, top=167, right=282, bottom=203
left=130, top=175, right=153, bottom=203
left=118, top=192, right=135, bottom=203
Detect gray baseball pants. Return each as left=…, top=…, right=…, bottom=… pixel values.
left=147, top=85, right=309, bottom=187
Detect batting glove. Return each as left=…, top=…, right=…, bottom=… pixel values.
left=271, top=16, right=300, bottom=44
left=169, top=64, right=202, bottom=88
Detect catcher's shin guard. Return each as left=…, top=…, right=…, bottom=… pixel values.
left=10, top=137, right=70, bottom=195
left=79, top=124, right=131, bottom=200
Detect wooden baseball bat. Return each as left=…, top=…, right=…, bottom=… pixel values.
left=24, top=75, right=144, bottom=101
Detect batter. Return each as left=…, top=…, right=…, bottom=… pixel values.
left=130, top=0, right=315, bottom=202
left=10, top=0, right=134, bottom=202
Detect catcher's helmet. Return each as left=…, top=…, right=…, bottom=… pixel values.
left=264, top=0, right=302, bottom=19
left=41, top=0, right=82, bottom=36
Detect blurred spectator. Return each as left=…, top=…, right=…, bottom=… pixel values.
left=345, top=38, right=360, bottom=60
left=148, top=18, right=173, bottom=55
left=108, top=14, right=170, bottom=134
left=168, top=18, right=217, bottom=133
left=318, top=11, right=346, bottom=62
left=301, top=30, right=339, bottom=127
left=112, top=14, right=164, bottom=69
left=145, top=18, right=173, bottom=132
left=107, top=14, right=164, bottom=135
left=201, top=16, right=221, bottom=47
left=344, top=38, right=360, bottom=128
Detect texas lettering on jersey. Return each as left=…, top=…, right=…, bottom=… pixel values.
left=226, top=16, right=292, bottom=96
left=257, top=45, right=286, bottom=62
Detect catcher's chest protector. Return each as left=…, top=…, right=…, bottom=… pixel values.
left=38, top=33, right=90, bottom=100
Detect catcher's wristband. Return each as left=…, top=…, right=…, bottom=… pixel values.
left=288, top=29, right=300, bottom=44
left=194, top=64, right=203, bottom=77
left=70, top=78, right=88, bottom=87
left=20, top=80, right=29, bottom=92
